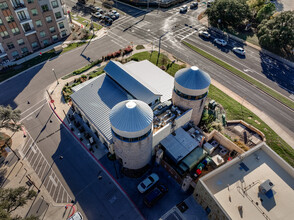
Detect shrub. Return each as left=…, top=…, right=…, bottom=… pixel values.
left=123, top=46, right=133, bottom=55
left=136, top=45, right=145, bottom=50
left=131, top=57, right=139, bottom=61
left=81, top=75, right=87, bottom=79
left=160, top=65, right=166, bottom=70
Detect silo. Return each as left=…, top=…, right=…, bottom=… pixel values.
left=110, top=100, right=153, bottom=175
left=172, top=66, right=211, bottom=125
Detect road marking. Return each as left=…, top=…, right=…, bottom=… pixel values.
left=20, top=103, right=47, bottom=122
left=21, top=98, right=46, bottom=115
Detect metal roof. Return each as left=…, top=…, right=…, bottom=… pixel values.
left=104, top=61, right=160, bottom=104
left=70, top=74, right=132, bottom=143
left=124, top=60, right=174, bottom=103
left=110, top=100, right=153, bottom=135
left=174, top=66, right=211, bottom=90
left=160, top=127, right=199, bottom=163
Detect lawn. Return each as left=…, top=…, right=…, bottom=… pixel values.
left=182, top=41, right=294, bottom=110
left=0, top=50, right=60, bottom=82
left=71, top=14, right=102, bottom=31
left=61, top=42, right=87, bottom=54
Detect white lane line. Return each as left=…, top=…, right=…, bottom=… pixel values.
left=21, top=98, right=46, bottom=115
left=31, top=153, right=41, bottom=168
left=20, top=103, right=47, bottom=122
left=279, top=111, right=294, bottom=122
left=110, top=39, right=124, bottom=47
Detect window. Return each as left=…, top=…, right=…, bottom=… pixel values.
left=11, top=50, right=19, bottom=58
left=21, top=47, right=28, bottom=54
left=61, top=30, right=66, bottom=37
left=6, top=16, right=14, bottom=23
left=11, top=0, right=23, bottom=9
left=11, top=27, right=20, bottom=35
left=55, top=11, right=62, bottom=19
left=40, top=31, right=46, bottom=37
left=51, top=0, right=58, bottom=8
left=0, top=2, right=8, bottom=10
left=31, top=42, right=38, bottom=48
left=46, top=16, right=52, bottom=23
left=7, top=42, right=15, bottom=49
left=49, top=26, right=55, bottom=33
left=31, top=9, right=38, bottom=16
left=0, top=30, right=9, bottom=38
left=0, top=18, right=3, bottom=25
left=27, top=0, right=34, bottom=3
left=52, top=34, right=58, bottom=41
left=58, top=22, right=64, bottom=29
left=41, top=4, right=49, bottom=12
left=43, top=39, right=49, bottom=46
left=17, top=39, right=24, bottom=45
left=35, top=20, right=42, bottom=27
left=17, top=11, right=27, bottom=21
left=22, top=23, right=31, bottom=32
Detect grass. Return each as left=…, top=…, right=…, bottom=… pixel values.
left=222, top=27, right=260, bottom=46
left=182, top=41, right=294, bottom=110
left=136, top=45, right=145, bottom=50
left=208, top=84, right=294, bottom=167
left=0, top=50, right=60, bottom=82
left=127, top=51, right=186, bottom=76
left=71, top=14, right=102, bottom=31
left=61, top=42, right=87, bottom=54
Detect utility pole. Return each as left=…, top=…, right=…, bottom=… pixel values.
left=52, top=68, right=59, bottom=85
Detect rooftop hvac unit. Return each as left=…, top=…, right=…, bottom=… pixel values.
left=259, top=179, right=274, bottom=194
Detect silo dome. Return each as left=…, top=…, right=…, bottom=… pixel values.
left=174, top=66, right=211, bottom=96
left=110, top=100, right=153, bottom=138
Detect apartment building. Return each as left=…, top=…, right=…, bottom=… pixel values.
left=0, top=0, right=70, bottom=62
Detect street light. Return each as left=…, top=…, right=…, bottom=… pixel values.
left=52, top=68, right=59, bottom=85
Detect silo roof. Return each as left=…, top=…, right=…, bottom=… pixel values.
left=110, top=100, right=153, bottom=133
left=175, top=66, right=211, bottom=90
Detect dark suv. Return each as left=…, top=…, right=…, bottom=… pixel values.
left=143, top=184, right=168, bottom=207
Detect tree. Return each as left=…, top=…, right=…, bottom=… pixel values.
left=256, top=3, right=276, bottom=22
left=0, top=105, right=21, bottom=132
left=247, top=0, right=266, bottom=15
left=257, top=11, right=294, bottom=53
left=206, top=0, right=252, bottom=29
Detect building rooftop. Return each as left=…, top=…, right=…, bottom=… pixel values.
left=200, top=142, right=294, bottom=220
left=161, top=127, right=199, bottom=164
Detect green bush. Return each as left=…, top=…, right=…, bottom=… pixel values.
left=136, top=45, right=145, bottom=50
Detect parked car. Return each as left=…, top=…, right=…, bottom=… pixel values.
left=137, top=173, right=159, bottom=193
left=114, top=12, right=120, bottom=19
left=214, top=38, right=227, bottom=46
left=207, top=0, right=214, bottom=7
left=232, top=47, right=245, bottom=55
left=68, top=212, right=83, bottom=220
left=143, top=184, right=168, bottom=207
left=180, top=5, right=188, bottom=13
left=190, top=2, right=198, bottom=9
left=199, top=30, right=210, bottom=39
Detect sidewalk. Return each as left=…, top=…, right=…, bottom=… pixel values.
left=0, top=129, right=77, bottom=220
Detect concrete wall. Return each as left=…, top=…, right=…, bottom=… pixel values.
left=172, top=91, right=206, bottom=126
left=113, top=133, right=152, bottom=170
left=204, top=130, right=244, bottom=154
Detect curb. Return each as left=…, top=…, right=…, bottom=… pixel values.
left=47, top=100, right=145, bottom=220
left=182, top=41, right=294, bottom=112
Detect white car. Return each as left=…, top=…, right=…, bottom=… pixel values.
left=68, top=212, right=83, bottom=220
left=137, top=173, right=159, bottom=193
left=232, top=47, right=245, bottom=55
left=214, top=38, right=227, bottom=46
left=199, top=30, right=210, bottom=39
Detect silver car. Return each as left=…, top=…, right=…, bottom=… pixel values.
left=137, top=173, right=159, bottom=193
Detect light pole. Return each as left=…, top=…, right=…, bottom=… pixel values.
left=52, top=68, right=59, bottom=85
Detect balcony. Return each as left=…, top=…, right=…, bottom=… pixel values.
left=0, top=51, right=8, bottom=58
left=24, top=28, right=36, bottom=36
left=13, top=3, right=26, bottom=12
left=19, top=17, right=32, bottom=24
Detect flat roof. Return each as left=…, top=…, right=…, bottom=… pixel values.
left=201, top=143, right=294, bottom=220
left=161, top=127, right=199, bottom=163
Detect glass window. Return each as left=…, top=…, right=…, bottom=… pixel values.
left=31, top=8, right=38, bottom=16
left=43, top=39, right=49, bottom=46
left=27, top=0, right=34, bottom=3
left=7, top=42, right=15, bottom=49
left=35, top=20, right=42, bottom=27
left=40, top=31, right=46, bottom=37
left=11, top=27, right=20, bottom=35
left=17, top=11, right=27, bottom=21
left=61, top=30, right=66, bottom=37
left=0, top=30, right=9, bottom=38
left=17, top=39, right=24, bottom=45
left=46, top=16, right=52, bottom=23
left=41, top=4, right=49, bottom=12
left=6, top=16, right=14, bottom=23
left=55, top=11, right=62, bottom=19
left=51, top=0, right=58, bottom=8
left=0, top=2, right=8, bottom=10
left=11, top=50, right=19, bottom=58
left=31, top=42, right=38, bottom=48
left=22, top=23, right=31, bottom=32
left=49, top=26, right=55, bottom=33
left=0, top=18, right=3, bottom=25
left=21, top=47, right=28, bottom=54
left=52, top=34, right=58, bottom=41
left=58, top=22, right=64, bottom=29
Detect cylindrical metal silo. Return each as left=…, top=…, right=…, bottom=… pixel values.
left=172, top=66, right=211, bottom=125
left=110, top=100, right=153, bottom=172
